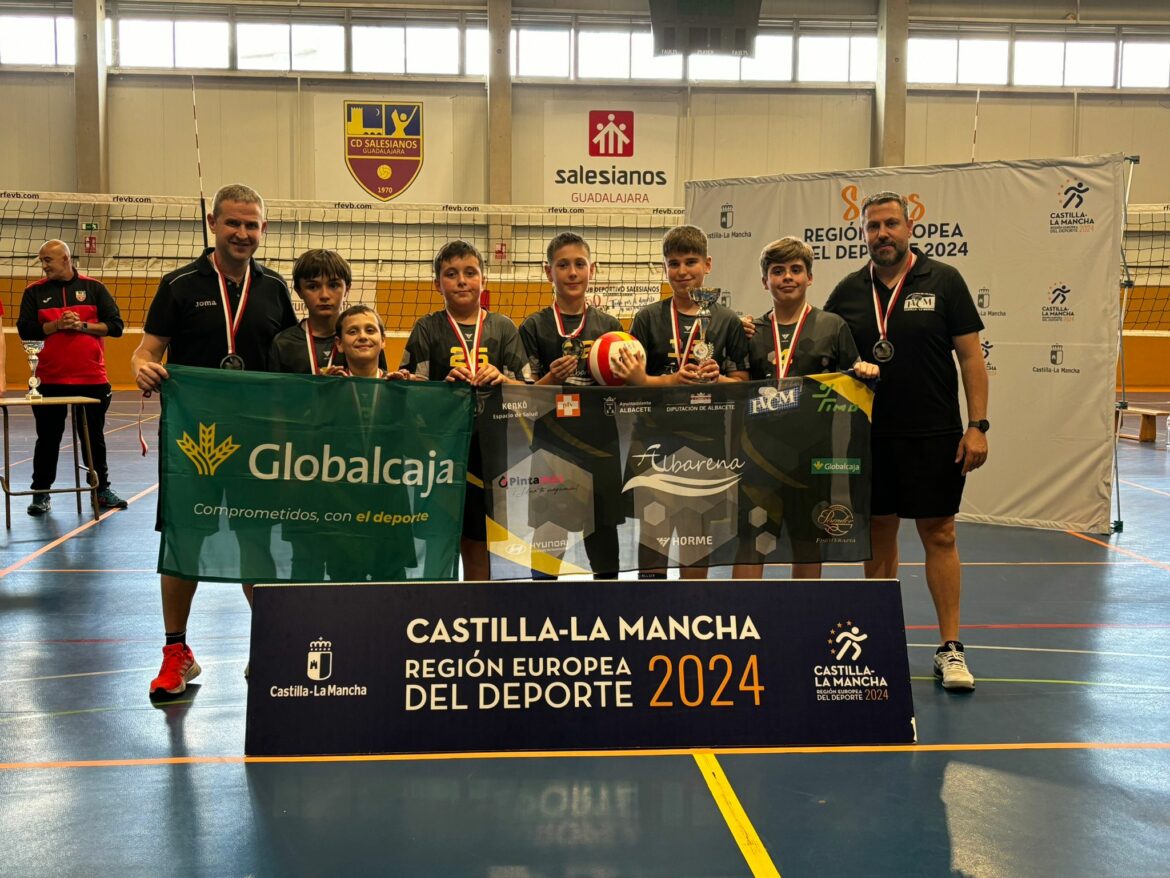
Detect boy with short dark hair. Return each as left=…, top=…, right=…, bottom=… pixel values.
left=519, top=232, right=624, bottom=577
left=396, top=240, right=530, bottom=581
left=612, top=224, right=750, bottom=580
left=732, top=236, right=878, bottom=581
left=269, top=249, right=351, bottom=373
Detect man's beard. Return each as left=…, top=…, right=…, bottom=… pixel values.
left=869, top=240, right=907, bottom=267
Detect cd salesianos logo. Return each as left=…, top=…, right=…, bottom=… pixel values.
left=177, top=423, right=239, bottom=476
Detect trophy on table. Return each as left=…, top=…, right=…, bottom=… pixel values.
left=22, top=340, right=45, bottom=400
left=689, top=287, right=722, bottom=382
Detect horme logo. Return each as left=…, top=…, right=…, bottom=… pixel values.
left=307, top=637, right=333, bottom=681
left=177, top=423, right=239, bottom=476
left=588, top=110, right=634, bottom=157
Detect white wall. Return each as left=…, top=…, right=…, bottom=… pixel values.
left=2, top=74, right=1168, bottom=204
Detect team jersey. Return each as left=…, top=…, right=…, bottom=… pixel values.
left=17, top=273, right=123, bottom=384
left=144, top=248, right=296, bottom=371
left=746, top=307, right=861, bottom=379
left=629, top=298, right=749, bottom=377
left=400, top=309, right=531, bottom=382
left=519, top=305, right=622, bottom=385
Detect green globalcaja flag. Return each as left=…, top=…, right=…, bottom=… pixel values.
left=159, top=365, right=473, bottom=583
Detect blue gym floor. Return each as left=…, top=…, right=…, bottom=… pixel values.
left=1, top=391, right=1167, bottom=877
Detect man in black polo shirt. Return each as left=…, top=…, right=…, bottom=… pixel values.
left=824, top=191, right=988, bottom=692
left=132, top=183, right=296, bottom=698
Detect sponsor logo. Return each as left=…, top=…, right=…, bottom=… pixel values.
left=75, top=291, right=87, bottom=303
left=497, top=474, right=566, bottom=489
left=344, top=101, right=424, bottom=202
left=606, top=399, right=652, bottom=416
left=492, top=398, right=537, bottom=420
left=1049, top=179, right=1095, bottom=234
left=813, top=384, right=857, bottom=414
left=307, top=637, right=333, bottom=681
left=719, top=203, right=734, bottom=229
left=623, top=443, right=744, bottom=497
left=903, top=292, right=936, bottom=312
left=811, top=458, right=861, bottom=475
left=829, top=622, right=868, bottom=661
left=749, top=383, right=801, bottom=416
left=589, top=110, right=634, bottom=157
left=195, top=299, right=218, bottom=308
left=177, top=423, right=240, bottom=476
left=814, top=622, right=889, bottom=701
left=270, top=636, right=369, bottom=698
left=1041, top=283, right=1076, bottom=322
left=814, top=503, right=854, bottom=537
left=556, top=393, right=581, bottom=417
left=840, top=184, right=862, bottom=222
left=656, top=534, right=714, bottom=548
left=690, top=393, right=712, bottom=405
left=1033, top=343, right=1080, bottom=375
left=977, top=287, right=1007, bottom=318
left=981, top=338, right=997, bottom=375
left=236, top=443, right=456, bottom=497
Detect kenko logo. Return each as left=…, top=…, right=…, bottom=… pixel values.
left=589, top=111, right=634, bottom=157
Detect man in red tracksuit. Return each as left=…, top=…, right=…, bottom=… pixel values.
left=17, top=239, right=127, bottom=515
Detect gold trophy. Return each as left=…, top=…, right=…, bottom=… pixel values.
left=690, top=287, right=721, bottom=382
left=22, top=340, right=45, bottom=401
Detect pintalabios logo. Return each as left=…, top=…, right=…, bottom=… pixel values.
left=177, top=423, right=240, bottom=476
left=588, top=111, right=634, bottom=157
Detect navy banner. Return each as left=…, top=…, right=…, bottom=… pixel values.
left=478, top=377, right=873, bottom=578
left=245, top=578, right=915, bottom=756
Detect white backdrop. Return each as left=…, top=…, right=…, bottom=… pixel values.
left=686, top=155, right=1124, bottom=533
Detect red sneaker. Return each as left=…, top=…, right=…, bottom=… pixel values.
left=150, top=643, right=201, bottom=696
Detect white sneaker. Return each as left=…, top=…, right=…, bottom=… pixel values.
left=933, top=641, right=975, bottom=691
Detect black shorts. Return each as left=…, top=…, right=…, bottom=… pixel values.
left=871, top=433, right=966, bottom=519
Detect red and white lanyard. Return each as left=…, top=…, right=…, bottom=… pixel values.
left=211, top=252, right=253, bottom=358
left=771, top=303, right=812, bottom=378
left=447, top=308, right=485, bottom=376
left=303, top=320, right=337, bottom=374
left=553, top=301, right=588, bottom=341
left=670, top=301, right=702, bottom=366
left=869, top=252, right=916, bottom=344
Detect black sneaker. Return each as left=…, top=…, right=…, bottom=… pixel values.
left=27, top=493, right=51, bottom=516
left=97, top=488, right=129, bottom=509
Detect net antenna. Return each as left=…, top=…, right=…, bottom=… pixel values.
left=190, top=75, right=208, bottom=250
left=1113, top=154, right=1142, bottom=534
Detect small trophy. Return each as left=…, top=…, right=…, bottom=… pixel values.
left=22, top=340, right=45, bottom=400
left=690, top=287, right=721, bottom=381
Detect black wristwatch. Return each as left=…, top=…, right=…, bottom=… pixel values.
left=968, top=419, right=990, bottom=433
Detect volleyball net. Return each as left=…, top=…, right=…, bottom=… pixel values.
left=0, top=192, right=681, bottom=333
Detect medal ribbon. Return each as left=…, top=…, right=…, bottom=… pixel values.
left=869, top=251, right=916, bottom=344
left=552, top=301, right=588, bottom=341
left=211, top=252, right=253, bottom=358
left=447, top=308, right=485, bottom=377
left=771, top=303, right=813, bottom=379
left=670, top=301, right=703, bottom=367
left=303, top=320, right=336, bottom=374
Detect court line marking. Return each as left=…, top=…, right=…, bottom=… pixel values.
left=1063, top=531, right=1170, bottom=571
left=908, top=642, right=1170, bottom=660
left=3, top=416, right=159, bottom=468
left=1120, top=478, right=1170, bottom=499
left=694, top=751, right=781, bottom=878
left=0, top=484, right=158, bottom=580
left=906, top=622, right=1170, bottom=630
left=3, top=741, right=1168, bottom=772
left=0, top=658, right=243, bottom=687
left=908, top=675, right=1170, bottom=691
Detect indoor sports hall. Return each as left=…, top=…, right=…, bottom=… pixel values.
left=1, top=1, right=1169, bottom=876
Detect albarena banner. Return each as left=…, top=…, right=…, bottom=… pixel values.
left=159, top=365, right=473, bottom=583
left=479, top=376, right=874, bottom=578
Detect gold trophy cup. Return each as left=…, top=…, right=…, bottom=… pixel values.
left=22, top=340, right=45, bottom=400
